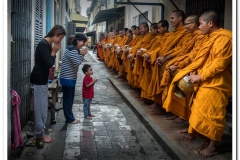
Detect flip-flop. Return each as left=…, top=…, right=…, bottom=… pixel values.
left=36, top=141, right=44, bottom=149
left=25, top=141, right=37, bottom=147
left=43, top=135, right=55, bottom=142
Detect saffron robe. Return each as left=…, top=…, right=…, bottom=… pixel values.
left=164, top=28, right=232, bottom=141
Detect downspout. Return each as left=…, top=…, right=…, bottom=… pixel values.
left=114, top=0, right=165, bottom=21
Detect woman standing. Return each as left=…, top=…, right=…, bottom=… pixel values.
left=59, top=33, right=88, bottom=124
left=30, top=25, right=66, bottom=146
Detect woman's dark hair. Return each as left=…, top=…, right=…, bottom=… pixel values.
left=82, top=64, right=92, bottom=74
left=44, top=25, right=67, bottom=38
left=67, top=35, right=74, bottom=46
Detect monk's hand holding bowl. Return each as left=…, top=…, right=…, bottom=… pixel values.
left=157, top=56, right=165, bottom=65
left=188, top=74, right=202, bottom=83
left=127, top=54, right=133, bottom=60
left=137, top=50, right=142, bottom=56
left=144, top=53, right=150, bottom=61
left=167, top=65, right=178, bottom=73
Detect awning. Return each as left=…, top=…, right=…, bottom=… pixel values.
left=72, top=13, right=88, bottom=23
left=86, top=31, right=96, bottom=37
left=92, top=6, right=125, bottom=24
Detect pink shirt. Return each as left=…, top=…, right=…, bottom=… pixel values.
left=82, top=75, right=94, bottom=99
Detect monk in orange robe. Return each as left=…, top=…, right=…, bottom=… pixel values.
left=168, top=11, right=231, bottom=158
left=96, top=33, right=106, bottom=60
left=147, top=10, right=192, bottom=112
left=158, top=15, right=206, bottom=123
left=126, top=26, right=142, bottom=85
left=118, top=29, right=133, bottom=78
left=109, top=30, right=127, bottom=70
left=139, top=22, right=162, bottom=100
left=115, top=29, right=129, bottom=74
left=128, top=22, right=153, bottom=88
left=103, top=32, right=116, bottom=67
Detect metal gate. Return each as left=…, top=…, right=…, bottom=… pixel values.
left=11, top=0, right=32, bottom=128
left=185, top=0, right=225, bottom=27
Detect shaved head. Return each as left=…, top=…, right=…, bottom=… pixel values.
left=172, top=10, right=185, bottom=22
left=200, top=10, right=220, bottom=27
left=187, top=15, right=199, bottom=26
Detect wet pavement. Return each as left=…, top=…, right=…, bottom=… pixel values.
left=62, top=51, right=171, bottom=160
left=16, top=50, right=231, bottom=160
left=63, top=104, right=169, bottom=160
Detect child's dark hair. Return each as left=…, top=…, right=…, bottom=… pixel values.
left=82, top=64, right=92, bottom=74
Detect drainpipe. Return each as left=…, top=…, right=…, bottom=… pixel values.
left=114, top=0, right=165, bottom=20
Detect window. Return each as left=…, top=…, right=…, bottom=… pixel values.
left=139, top=11, right=148, bottom=24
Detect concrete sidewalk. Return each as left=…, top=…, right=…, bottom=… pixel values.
left=108, top=74, right=232, bottom=160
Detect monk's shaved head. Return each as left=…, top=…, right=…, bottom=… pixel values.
left=172, top=10, right=186, bottom=22
left=140, top=22, right=149, bottom=31
left=187, top=15, right=199, bottom=26
left=200, top=10, right=220, bottom=27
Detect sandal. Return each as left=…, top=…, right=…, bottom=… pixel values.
left=43, top=135, right=55, bottom=142
left=25, top=141, right=36, bottom=147
left=36, top=141, right=44, bottom=149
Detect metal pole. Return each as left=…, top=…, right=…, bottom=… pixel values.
left=170, top=0, right=179, bottom=10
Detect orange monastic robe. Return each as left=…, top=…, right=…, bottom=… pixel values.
left=104, top=37, right=116, bottom=67
left=147, top=26, right=192, bottom=104
left=139, top=34, right=163, bottom=99
left=180, top=28, right=231, bottom=141
left=159, top=30, right=206, bottom=103
left=130, top=32, right=153, bottom=88
left=163, top=29, right=232, bottom=141
left=97, top=38, right=106, bottom=60
left=125, top=35, right=143, bottom=85
left=115, top=36, right=129, bottom=73
left=119, top=36, right=133, bottom=76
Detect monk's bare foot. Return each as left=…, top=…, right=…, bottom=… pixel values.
left=121, top=79, right=126, bottom=82
left=193, top=141, right=210, bottom=156
left=182, top=133, right=196, bottom=141
left=199, top=147, right=218, bottom=158
left=151, top=108, right=166, bottom=115
left=148, top=103, right=157, bottom=108
left=178, top=128, right=188, bottom=133
left=172, top=117, right=186, bottom=124
left=165, top=115, right=178, bottom=120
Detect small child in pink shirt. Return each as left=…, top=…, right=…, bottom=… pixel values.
left=82, top=64, right=98, bottom=119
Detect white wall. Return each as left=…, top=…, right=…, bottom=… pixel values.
left=163, top=0, right=186, bottom=31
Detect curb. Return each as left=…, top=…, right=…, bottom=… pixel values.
left=108, top=77, right=189, bottom=160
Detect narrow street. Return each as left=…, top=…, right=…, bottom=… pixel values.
left=61, top=51, right=171, bottom=160
left=17, top=50, right=171, bottom=160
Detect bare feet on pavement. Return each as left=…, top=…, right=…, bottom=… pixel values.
left=182, top=133, right=196, bottom=141
left=172, top=117, right=186, bottom=124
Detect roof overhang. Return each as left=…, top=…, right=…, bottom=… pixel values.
left=86, top=31, right=96, bottom=37
left=92, top=6, right=125, bottom=24
left=72, top=13, right=88, bottom=24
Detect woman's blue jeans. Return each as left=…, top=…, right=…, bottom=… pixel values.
left=62, top=86, right=75, bottom=123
